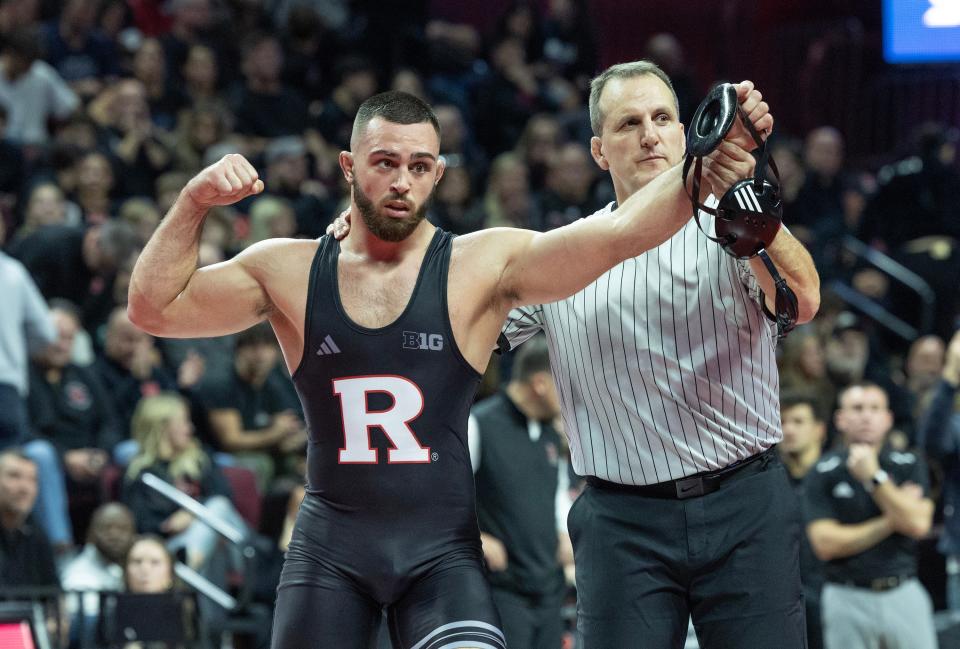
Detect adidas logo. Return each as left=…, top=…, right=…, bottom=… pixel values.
left=732, top=186, right=763, bottom=212
left=316, top=335, right=341, bottom=356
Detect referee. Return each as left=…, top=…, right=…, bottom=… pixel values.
left=501, top=61, right=821, bottom=648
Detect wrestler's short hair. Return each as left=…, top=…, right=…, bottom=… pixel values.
left=351, top=91, right=441, bottom=149
left=589, top=60, right=679, bottom=136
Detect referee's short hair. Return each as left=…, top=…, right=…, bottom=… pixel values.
left=512, top=335, right=551, bottom=383
left=351, top=91, right=441, bottom=150
left=589, top=60, right=679, bottom=136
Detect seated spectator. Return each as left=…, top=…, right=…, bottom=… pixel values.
left=243, top=195, right=297, bottom=247
left=0, top=448, right=59, bottom=589
left=28, top=300, right=120, bottom=544
left=196, top=323, right=305, bottom=487
left=0, top=26, right=79, bottom=148
left=132, top=37, right=187, bottom=131
left=124, top=535, right=175, bottom=594
left=792, top=126, right=846, bottom=237
left=94, top=306, right=190, bottom=431
left=261, top=135, right=334, bottom=238
left=62, top=502, right=136, bottom=633
left=11, top=182, right=75, bottom=247
left=89, top=80, right=173, bottom=200
left=122, top=393, right=246, bottom=572
left=230, top=33, right=309, bottom=146
left=72, top=150, right=117, bottom=224
left=0, top=104, right=25, bottom=207
left=181, top=44, right=222, bottom=107
left=118, top=197, right=162, bottom=246
left=538, top=141, right=602, bottom=230
left=779, top=328, right=836, bottom=426
left=474, top=36, right=543, bottom=157
left=435, top=103, right=487, bottom=189
left=171, top=103, right=231, bottom=175
left=117, top=535, right=201, bottom=649
left=481, top=152, right=539, bottom=229
left=312, top=56, right=378, bottom=151
left=429, top=165, right=483, bottom=235
left=40, top=0, right=118, bottom=101
left=515, top=113, right=562, bottom=191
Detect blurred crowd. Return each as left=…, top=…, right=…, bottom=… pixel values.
left=0, top=0, right=959, bottom=648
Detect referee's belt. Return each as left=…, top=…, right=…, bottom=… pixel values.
left=830, top=574, right=915, bottom=592
left=585, top=447, right=776, bottom=500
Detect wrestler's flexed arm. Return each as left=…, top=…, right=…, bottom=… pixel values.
left=128, top=154, right=278, bottom=338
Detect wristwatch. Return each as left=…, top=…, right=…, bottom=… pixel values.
left=865, top=468, right=889, bottom=492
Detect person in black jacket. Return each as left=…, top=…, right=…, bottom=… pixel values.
left=468, top=335, right=572, bottom=649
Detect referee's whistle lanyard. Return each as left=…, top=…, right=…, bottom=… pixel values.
left=682, top=83, right=799, bottom=339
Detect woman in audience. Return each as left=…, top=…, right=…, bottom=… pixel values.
left=122, top=393, right=246, bottom=570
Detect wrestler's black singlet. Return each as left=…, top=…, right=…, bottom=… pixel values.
left=271, top=230, right=506, bottom=649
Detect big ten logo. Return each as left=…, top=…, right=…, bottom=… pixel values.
left=402, top=331, right=444, bottom=351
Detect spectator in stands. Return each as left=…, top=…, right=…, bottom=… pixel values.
left=779, top=329, right=836, bottom=427
left=124, top=535, right=175, bottom=594
left=262, top=135, right=333, bottom=238
left=72, top=150, right=116, bottom=223
left=244, top=195, right=297, bottom=247
left=792, top=126, right=846, bottom=234
left=429, top=164, right=483, bottom=235
left=434, top=103, right=487, bottom=188
left=0, top=26, right=80, bottom=147
left=0, top=449, right=59, bottom=588
left=171, top=103, right=230, bottom=175
left=40, top=0, right=118, bottom=101
left=481, top=152, right=539, bottom=229
left=917, top=329, right=960, bottom=610
left=805, top=382, right=936, bottom=649
left=541, top=0, right=598, bottom=85
left=28, top=300, right=119, bottom=545
left=469, top=335, right=572, bottom=649
left=280, top=5, right=333, bottom=104
left=62, top=502, right=135, bottom=620
left=474, top=36, right=542, bottom=156
left=90, top=80, right=173, bottom=200
left=779, top=392, right=828, bottom=649
left=537, top=141, right=601, bottom=230
left=642, top=33, right=697, bottom=125
left=515, top=113, right=561, bottom=192
left=95, top=306, right=203, bottom=430
left=0, top=244, right=55, bottom=447
left=122, top=393, right=245, bottom=571
left=118, top=197, right=162, bottom=246
left=14, top=182, right=72, bottom=242
left=231, top=32, right=308, bottom=144
left=313, top=55, right=378, bottom=151
left=132, top=37, right=186, bottom=131
left=181, top=43, right=222, bottom=107
left=196, top=323, right=305, bottom=487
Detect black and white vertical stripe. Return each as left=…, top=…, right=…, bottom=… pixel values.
left=502, top=202, right=781, bottom=485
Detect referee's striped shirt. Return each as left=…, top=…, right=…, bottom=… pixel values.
left=502, top=202, right=782, bottom=486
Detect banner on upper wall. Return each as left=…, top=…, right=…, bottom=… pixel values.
left=884, top=0, right=960, bottom=62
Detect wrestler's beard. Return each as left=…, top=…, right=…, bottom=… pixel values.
left=352, top=177, right=432, bottom=242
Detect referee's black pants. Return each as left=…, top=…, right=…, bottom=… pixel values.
left=568, top=449, right=806, bottom=649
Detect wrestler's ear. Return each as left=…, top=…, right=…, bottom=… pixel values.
left=339, top=151, right=354, bottom=182
left=590, top=136, right=609, bottom=171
